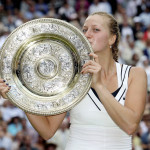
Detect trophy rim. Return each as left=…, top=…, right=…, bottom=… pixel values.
left=0, top=18, right=93, bottom=116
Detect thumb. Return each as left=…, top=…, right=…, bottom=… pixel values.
left=89, top=53, right=99, bottom=63
left=1, top=93, right=8, bottom=99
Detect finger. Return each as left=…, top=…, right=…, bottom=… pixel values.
left=82, top=64, right=99, bottom=72
left=0, top=78, right=6, bottom=83
left=1, top=92, right=8, bottom=99
left=0, top=86, right=10, bottom=99
left=89, top=53, right=99, bottom=63
left=0, top=82, right=10, bottom=94
left=1, top=85, right=10, bottom=92
left=82, top=68, right=98, bottom=74
left=82, top=60, right=98, bottom=68
left=0, top=86, right=8, bottom=91
left=0, top=82, right=9, bottom=89
left=0, top=83, right=7, bottom=88
left=81, top=65, right=97, bottom=73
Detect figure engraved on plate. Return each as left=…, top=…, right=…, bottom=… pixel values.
left=23, top=65, right=34, bottom=79
left=39, top=59, right=55, bottom=76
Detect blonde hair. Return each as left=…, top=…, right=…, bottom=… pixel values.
left=91, top=12, right=120, bottom=62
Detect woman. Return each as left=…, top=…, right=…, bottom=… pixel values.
left=0, top=12, right=147, bottom=149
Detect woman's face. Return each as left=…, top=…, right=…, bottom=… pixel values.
left=83, top=14, right=111, bottom=53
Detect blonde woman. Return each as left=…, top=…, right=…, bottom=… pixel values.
left=0, top=12, right=147, bottom=150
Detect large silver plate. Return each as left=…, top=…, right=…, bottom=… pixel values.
left=0, top=18, right=93, bottom=115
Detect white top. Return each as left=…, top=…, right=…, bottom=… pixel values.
left=65, top=62, right=132, bottom=150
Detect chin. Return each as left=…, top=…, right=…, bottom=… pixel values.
left=93, top=49, right=102, bottom=53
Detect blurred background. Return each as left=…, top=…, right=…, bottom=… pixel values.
left=0, top=0, right=150, bottom=150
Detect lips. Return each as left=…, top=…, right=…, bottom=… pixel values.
left=87, top=38, right=93, bottom=45
left=88, top=41, right=92, bottom=44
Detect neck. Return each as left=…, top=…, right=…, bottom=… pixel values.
left=95, top=50, right=116, bottom=77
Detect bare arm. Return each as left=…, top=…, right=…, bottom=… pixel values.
left=26, top=112, right=66, bottom=140
left=95, top=67, right=147, bottom=135
left=0, top=78, right=67, bottom=140
left=81, top=53, right=147, bottom=135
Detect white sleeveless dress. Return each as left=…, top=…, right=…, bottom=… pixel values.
left=65, top=62, right=132, bottom=150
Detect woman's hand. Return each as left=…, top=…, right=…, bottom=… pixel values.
left=0, top=78, right=11, bottom=99
left=81, top=53, right=102, bottom=88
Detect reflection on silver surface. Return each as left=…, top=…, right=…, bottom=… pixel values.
left=0, top=18, right=93, bottom=115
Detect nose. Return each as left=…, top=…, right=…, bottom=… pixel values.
left=84, top=29, right=92, bottom=39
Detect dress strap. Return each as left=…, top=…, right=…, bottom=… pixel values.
left=116, top=62, right=122, bottom=87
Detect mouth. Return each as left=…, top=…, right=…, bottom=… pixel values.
left=86, top=38, right=92, bottom=44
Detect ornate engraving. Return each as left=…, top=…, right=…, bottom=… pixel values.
left=0, top=18, right=93, bottom=115
left=38, top=59, right=56, bottom=77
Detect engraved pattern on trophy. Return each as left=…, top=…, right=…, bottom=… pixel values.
left=0, top=18, right=92, bottom=115
left=17, top=40, right=75, bottom=96
left=37, top=58, right=56, bottom=77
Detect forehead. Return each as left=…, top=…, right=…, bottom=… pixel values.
left=84, top=14, right=109, bottom=28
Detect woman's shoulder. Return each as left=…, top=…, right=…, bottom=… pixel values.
left=119, top=62, right=146, bottom=76
left=117, top=62, right=147, bottom=84
left=128, top=66, right=147, bottom=85
left=129, top=66, right=146, bottom=77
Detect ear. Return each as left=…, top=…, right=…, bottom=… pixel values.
left=109, top=35, right=116, bottom=46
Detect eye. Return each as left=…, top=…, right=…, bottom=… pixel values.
left=93, top=28, right=100, bottom=32
left=82, top=29, right=87, bottom=33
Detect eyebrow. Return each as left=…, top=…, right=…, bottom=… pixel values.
left=83, top=25, right=100, bottom=28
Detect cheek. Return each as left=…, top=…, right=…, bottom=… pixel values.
left=94, top=35, right=109, bottom=50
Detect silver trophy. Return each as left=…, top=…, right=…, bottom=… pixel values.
left=0, top=18, right=93, bottom=115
